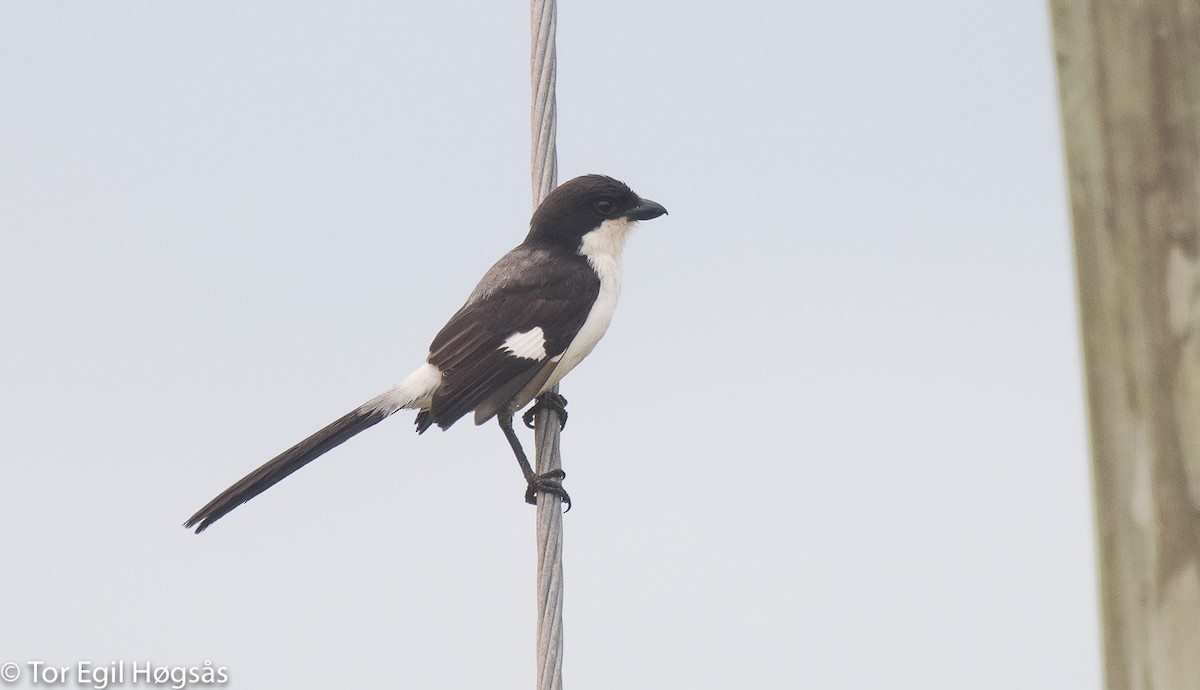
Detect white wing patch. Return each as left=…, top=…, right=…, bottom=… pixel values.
left=501, top=327, right=548, bottom=361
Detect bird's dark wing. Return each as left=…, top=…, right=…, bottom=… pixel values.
left=422, top=246, right=599, bottom=429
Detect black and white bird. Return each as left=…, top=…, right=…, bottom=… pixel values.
left=185, top=174, right=667, bottom=533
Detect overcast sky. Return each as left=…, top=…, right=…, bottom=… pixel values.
left=0, top=2, right=1097, bottom=688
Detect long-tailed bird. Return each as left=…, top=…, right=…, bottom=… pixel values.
left=185, top=174, right=667, bottom=533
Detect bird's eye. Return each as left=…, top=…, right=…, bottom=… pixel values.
left=595, top=199, right=614, bottom=215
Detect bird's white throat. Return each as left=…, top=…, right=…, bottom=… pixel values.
left=578, top=217, right=632, bottom=319
left=541, top=218, right=635, bottom=391
left=579, top=217, right=633, bottom=266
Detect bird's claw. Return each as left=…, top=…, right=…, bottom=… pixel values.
left=522, top=391, right=569, bottom=430
left=524, top=469, right=571, bottom=511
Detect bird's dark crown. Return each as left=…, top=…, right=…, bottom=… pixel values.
left=524, top=174, right=653, bottom=250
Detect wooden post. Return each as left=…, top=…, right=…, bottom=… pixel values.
left=1049, top=2, right=1200, bottom=687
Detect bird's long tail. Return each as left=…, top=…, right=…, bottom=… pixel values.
left=184, top=363, right=441, bottom=533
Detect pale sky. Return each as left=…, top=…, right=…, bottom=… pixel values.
left=0, top=2, right=1097, bottom=688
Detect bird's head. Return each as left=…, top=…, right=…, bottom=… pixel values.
left=525, top=174, right=667, bottom=252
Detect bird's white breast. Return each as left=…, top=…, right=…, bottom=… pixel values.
left=541, top=217, right=633, bottom=391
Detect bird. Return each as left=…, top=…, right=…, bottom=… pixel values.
left=184, top=174, right=667, bottom=533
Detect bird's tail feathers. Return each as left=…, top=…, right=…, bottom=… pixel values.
left=184, top=362, right=442, bottom=533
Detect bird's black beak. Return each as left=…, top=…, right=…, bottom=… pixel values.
left=625, top=198, right=668, bottom=221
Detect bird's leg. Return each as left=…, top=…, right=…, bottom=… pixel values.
left=499, top=411, right=571, bottom=509
left=522, top=391, right=569, bottom=430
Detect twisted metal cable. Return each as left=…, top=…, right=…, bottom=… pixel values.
left=531, top=0, right=557, bottom=205
left=530, top=1, right=563, bottom=689
left=533, top=409, right=564, bottom=690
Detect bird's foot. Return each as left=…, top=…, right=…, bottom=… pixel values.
left=525, top=468, right=572, bottom=511
left=522, top=391, right=569, bottom=430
